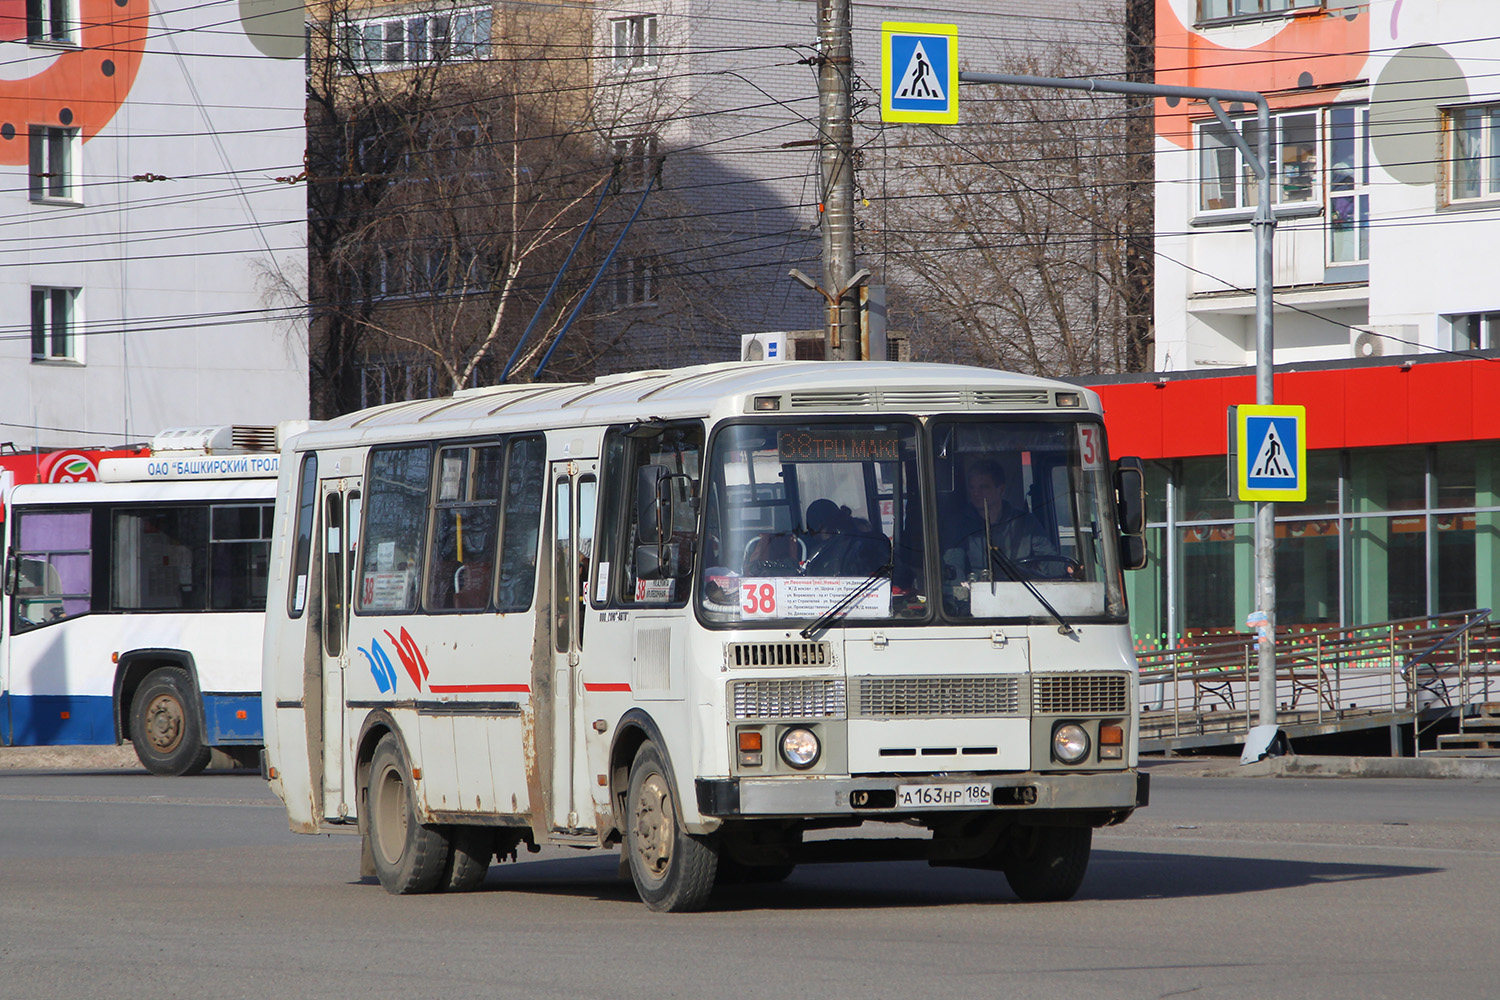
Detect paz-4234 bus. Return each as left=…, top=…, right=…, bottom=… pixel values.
left=261, top=362, right=1149, bottom=911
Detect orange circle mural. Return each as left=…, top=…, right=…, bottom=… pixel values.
left=0, top=0, right=150, bottom=166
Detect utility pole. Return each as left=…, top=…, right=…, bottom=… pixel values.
left=815, top=0, right=860, bottom=360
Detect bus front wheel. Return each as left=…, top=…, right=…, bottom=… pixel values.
left=130, top=668, right=211, bottom=776
left=624, top=741, right=718, bottom=912
left=1003, top=825, right=1092, bottom=902
left=365, top=733, right=449, bottom=894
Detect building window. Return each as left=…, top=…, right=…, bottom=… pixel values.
left=611, top=257, right=656, bottom=307
left=1199, top=110, right=1319, bottom=211
left=1328, top=106, right=1370, bottom=263
left=338, top=7, right=491, bottom=72
left=31, top=286, right=78, bottom=361
left=1197, top=105, right=1369, bottom=262
left=1448, top=312, right=1500, bottom=352
left=611, top=133, right=659, bottom=189
left=610, top=14, right=658, bottom=74
left=1445, top=103, right=1500, bottom=204
left=1197, top=0, right=1318, bottom=22
left=26, top=0, right=75, bottom=43
left=29, top=125, right=78, bottom=203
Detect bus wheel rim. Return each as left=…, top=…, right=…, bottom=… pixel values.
left=374, top=765, right=408, bottom=865
left=633, top=771, right=674, bottom=883
left=144, top=693, right=184, bottom=754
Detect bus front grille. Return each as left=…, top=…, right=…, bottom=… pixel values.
left=854, top=676, right=1022, bottom=718
left=731, top=679, right=847, bottom=719
left=727, top=640, right=832, bottom=668
left=1031, top=673, right=1129, bottom=714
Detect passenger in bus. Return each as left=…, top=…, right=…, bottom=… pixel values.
left=941, top=460, right=1054, bottom=582
left=802, top=498, right=888, bottom=577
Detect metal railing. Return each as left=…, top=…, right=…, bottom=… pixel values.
left=1135, top=609, right=1499, bottom=752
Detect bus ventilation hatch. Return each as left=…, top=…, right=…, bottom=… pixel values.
left=726, top=640, right=831, bottom=668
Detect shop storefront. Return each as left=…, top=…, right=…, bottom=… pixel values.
left=1089, top=357, right=1500, bottom=649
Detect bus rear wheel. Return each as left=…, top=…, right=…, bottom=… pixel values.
left=624, top=741, right=718, bottom=912
left=130, top=667, right=211, bottom=776
left=1003, top=825, right=1092, bottom=902
left=365, top=733, right=449, bottom=894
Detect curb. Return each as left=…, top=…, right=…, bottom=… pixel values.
left=1202, top=754, right=1500, bottom=780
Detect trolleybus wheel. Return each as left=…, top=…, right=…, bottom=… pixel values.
left=1003, top=825, right=1092, bottom=902
left=366, top=733, right=449, bottom=894
left=442, top=826, right=493, bottom=893
left=130, top=667, right=212, bottom=776
left=624, top=741, right=718, bottom=912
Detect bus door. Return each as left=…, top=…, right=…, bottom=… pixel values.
left=547, top=460, right=597, bottom=833
left=317, top=478, right=360, bottom=821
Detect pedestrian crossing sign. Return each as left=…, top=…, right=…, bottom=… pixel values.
left=1235, top=404, right=1307, bottom=501
left=881, top=22, right=958, bottom=124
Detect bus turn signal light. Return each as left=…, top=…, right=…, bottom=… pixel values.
left=738, top=730, right=764, bottom=768
left=1100, top=724, right=1124, bottom=759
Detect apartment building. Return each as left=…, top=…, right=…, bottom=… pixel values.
left=0, top=0, right=308, bottom=450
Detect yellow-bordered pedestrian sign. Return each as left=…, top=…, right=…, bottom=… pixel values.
left=1235, top=404, right=1307, bottom=501
left=881, top=22, right=958, bottom=124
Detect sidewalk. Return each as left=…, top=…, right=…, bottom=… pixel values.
left=1144, top=753, right=1500, bottom=779
left=0, top=745, right=143, bottom=770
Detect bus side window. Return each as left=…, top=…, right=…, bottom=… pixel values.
left=288, top=454, right=317, bottom=618
left=496, top=435, right=543, bottom=612
left=357, top=445, right=431, bottom=614
left=425, top=444, right=501, bottom=612
left=12, top=509, right=92, bottom=631
left=601, top=422, right=703, bottom=606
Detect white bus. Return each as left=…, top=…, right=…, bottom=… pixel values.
left=1, top=426, right=291, bottom=774
left=262, top=362, right=1149, bottom=911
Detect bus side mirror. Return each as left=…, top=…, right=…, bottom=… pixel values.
left=1115, top=457, right=1148, bottom=571
left=636, top=465, right=672, bottom=546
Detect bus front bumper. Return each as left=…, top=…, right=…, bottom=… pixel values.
left=696, top=770, right=1148, bottom=820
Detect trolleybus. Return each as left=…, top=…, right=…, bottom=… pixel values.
left=261, top=362, right=1148, bottom=910
left=2, top=425, right=290, bottom=774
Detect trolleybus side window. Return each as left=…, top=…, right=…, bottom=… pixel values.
left=209, top=505, right=274, bottom=610
left=357, top=444, right=432, bottom=614
left=112, top=504, right=271, bottom=611
left=496, top=435, right=544, bottom=612
left=11, top=509, right=92, bottom=631
left=289, top=454, right=318, bottom=617
left=598, top=421, right=703, bottom=607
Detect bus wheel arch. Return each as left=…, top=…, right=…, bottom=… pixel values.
left=116, top=654, right=211, bottom=776
left=606, top=709, right=666, bottom=843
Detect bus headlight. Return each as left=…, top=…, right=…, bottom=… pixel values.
left=779, top=727, right=821, bottom=769
left=1052, top=723, right=1091, bottom=764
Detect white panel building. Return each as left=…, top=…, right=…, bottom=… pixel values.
left=1154, top=0, right=1500, bottom=370
left=0, top=0, right=308, bottom=450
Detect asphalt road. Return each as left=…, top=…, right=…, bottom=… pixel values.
left=1, top=764, right=1497, bottom=1000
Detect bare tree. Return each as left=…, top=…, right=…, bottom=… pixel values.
left=303, top=0, right=721, bottom=416
left=876, top=50, right=1153, bottom=377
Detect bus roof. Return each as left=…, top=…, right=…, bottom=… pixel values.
left=290, top=362, right=1101, bottom=451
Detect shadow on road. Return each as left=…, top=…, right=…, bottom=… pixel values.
left=383, top=846, right=1441, bottom=911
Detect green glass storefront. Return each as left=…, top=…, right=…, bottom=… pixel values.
left=1125, top=442, right=1500, bottom=647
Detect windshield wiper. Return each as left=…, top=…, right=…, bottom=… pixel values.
left=984, top=546, right=1078, bottom=638
left=799, top=563, right=892, bottom=639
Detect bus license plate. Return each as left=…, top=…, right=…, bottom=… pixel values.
left=895, top=783, right=992, bottom=808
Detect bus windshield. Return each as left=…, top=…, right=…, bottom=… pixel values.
left=698, top=418, right=1125, bottom=625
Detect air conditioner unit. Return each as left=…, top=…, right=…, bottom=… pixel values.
left=1353, top=332, right=1383, bottom=358
left=741, top=332, right=788, bottom=362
